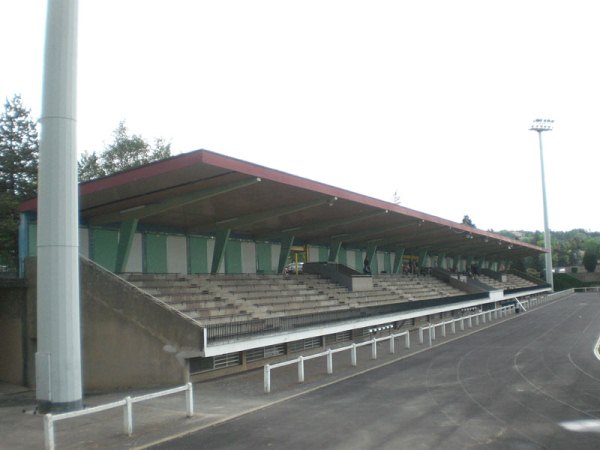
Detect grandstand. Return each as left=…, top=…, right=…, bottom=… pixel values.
left=1, top=149, right=550, bottom=390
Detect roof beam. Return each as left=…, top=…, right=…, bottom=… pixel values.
left=206, top=197, right=338, bottom=232
left=296, top=209, right=390, bottom=238
left=337, top=221, right=419, bottom=245
left=90, top=177, right=262, bottom=226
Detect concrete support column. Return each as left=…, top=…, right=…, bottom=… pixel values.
left=278, top=234, right=295, bottom=274
left=328, top=240, right=342, bottom=263
left=115, top=219, right=138, bottom=273
left=392, top=248, right=405, bottom=274
left=211, top=229, right=231, bottom=274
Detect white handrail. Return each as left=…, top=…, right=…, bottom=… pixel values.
left=44, top=383, right=193, bottom=450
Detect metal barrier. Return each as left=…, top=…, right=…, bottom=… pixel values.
left=417, top=292, right=560, bottom=347
left=419, top=305, right=515, bottom=347
left=44, top=383, right=193, bottom=450
left=264, top=331, right=410, bottom=393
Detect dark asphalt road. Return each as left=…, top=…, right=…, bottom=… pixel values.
left=153, top=293, right=600, bottom=449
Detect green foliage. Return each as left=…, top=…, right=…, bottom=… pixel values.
left=461, top=215, right=476, bottom=228
left=498, top=229, right=600, bottom=274
left=0, top=95, right=38, bottom=198
left=0, top=95, right=39, bottom=269
left=78, top=121, right=171, bottom=181
left=583, top=251, right=598, bottom=273
left=553, top=273, right=585, bottom=291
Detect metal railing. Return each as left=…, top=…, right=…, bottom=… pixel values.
left=44, top=383, right=193, bottom=450
left=418, top=305, right=514, bottom=346
left=207, top=292, right=489, bottom=343
left=263, top=331, right=410, bottom=393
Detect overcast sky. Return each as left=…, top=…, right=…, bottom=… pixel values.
left=2, top=0, right=599, bottom=232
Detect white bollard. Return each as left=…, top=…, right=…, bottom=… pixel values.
left=264, top=365, right=271, bottom=394
left=405, top=332, right=410, bottom=349
left=124, top=396, right=133, bottom=436
left=431, top=325, right=436, bottom=341
left=390, top=335, right=395, bottom=354
left=419, top=327, right=424, bottom=344
left=468, top=316, right=473, bottom=328
left=186, top=382, right=194, bottom=417
left=351, top=343, right=357, bottom=367
left=460, top=318, right=465, bottom=331
left=298, top=356, right=305, bottom=383
left=44, top=414, right=55, bottom=450
left=327, top=349, right=333, bottom=374
left=428, top=324, right=433, bottom=347
left=475, top=315, right=479, bottom=326
left=451, top=320, right=456, bottom=334
left=482, top=313, right=486, bottom=324
left=441, top=322, right=446, bottom=337
left=371, top=339, right=377, bottom=359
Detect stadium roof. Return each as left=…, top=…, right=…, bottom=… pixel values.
left=21, top=149, right=544, bottom=260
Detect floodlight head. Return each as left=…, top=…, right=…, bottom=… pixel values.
left=529, top=118, right=554, bottom=132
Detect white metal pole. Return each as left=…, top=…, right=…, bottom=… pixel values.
left=351, top=344, right=357, bottom=366
left=327, top=349, right=333, bottom=374
left=297, top=356, right=304, bottom=383
left=124, top=396, right=133, bottom=436
left=185, top=382, right=194, bottom=417
left=44, top=414, right=55, bottom=450
left=36, top=0, right=82, bottom=413
left=264, top=365, right=271, bottom=394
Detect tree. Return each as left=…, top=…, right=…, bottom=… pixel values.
left=78, top=121, right=171, bottom=181
left=462, top=215, right=476, bottom=228
left=583, top=251, right=598, bottom=273
left=0, top=95, right=39, bottom=268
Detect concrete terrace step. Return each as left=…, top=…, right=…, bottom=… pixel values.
left=253, top=297, right=345, bottom=310
left=160, top=298, right=235, bottom=309
left=235, top=289, right=326, bottom=299
left=264, top=303, right=351, bottom=317
left=191, top=313, right=255, bottom=324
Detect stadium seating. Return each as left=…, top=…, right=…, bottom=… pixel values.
left=121, top=271, right=538, bottom=326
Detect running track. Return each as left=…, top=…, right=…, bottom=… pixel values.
left=152, top=293, right=600, bottom=449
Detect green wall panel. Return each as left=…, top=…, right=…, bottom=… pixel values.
left=225, top=240, right=242, bottom=273
left=144, top=233, right=167, bottom=273
left=256, top=242, right=272, bottom=273
left=371, top=254, right=379, bottom=274
left=91, top=229, right=118, bottom=272
left=188, top=236, right=208, bottom=274
left=384, top=252, right=391, bottom=273
left=354, top=251, right=363, bottom=272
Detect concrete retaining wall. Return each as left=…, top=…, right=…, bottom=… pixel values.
left=23, top=257, right=205, bottom=392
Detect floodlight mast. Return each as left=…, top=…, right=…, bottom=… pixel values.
left=36, top=0, right=82, bottom=412
left=529, top=118, right=554, bottom=290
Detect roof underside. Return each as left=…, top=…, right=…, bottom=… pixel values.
left=21, top=149, right=544, bottom=260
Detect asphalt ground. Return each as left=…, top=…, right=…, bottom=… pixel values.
left=1, top=292, right=597, bottom=449
left=149, top=293, right=600, bottom=450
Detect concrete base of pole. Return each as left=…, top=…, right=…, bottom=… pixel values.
left=37, top=399, right=83, bottom=414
